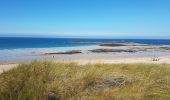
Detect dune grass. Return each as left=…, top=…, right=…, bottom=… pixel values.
left=0, top=61, right=170, bottom=100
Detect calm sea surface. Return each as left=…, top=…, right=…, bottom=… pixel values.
left=1, top=37, right=170, bottom=49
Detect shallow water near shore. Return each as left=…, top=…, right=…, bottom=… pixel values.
left=1, top=37, right=170, bottom=63
left=1, top=46, right=170, bottom=64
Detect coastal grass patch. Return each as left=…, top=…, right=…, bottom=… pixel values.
left=0, top=61, right=170, bottom=100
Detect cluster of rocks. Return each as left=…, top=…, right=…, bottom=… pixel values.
left=159, top=47, right=170, bottom=50
left=43, top=42, right=170, bottom=55
left=89, top=49, right=136, bottom=53
left=44, top=49, right=137, bottom=55
left=44, top=50, right=82, bottom=55
left=98, top=42, right=150, bottom=47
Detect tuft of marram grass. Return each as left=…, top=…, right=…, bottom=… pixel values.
left=0, top=61, right=170, bottom=100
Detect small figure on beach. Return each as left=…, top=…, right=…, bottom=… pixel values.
left=152, top=56, right=160, bottom=61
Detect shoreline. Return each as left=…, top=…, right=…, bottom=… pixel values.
left=1, top=42, right=170, bottom=73
left=1, top=42, right=170, bottom=64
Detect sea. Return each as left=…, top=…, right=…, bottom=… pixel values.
left=1, top=37, right=170, bottom=49
left=1, top=37, right=170, bottom=63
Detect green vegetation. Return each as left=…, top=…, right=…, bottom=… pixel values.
left=0, top=61, right=170, bottom=100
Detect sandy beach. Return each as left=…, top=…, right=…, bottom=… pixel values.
left=53, top=55, right=170, bottom=64
left=1, top=55, right=170, bottom=74
left=0, top=64, right=17, bottom=73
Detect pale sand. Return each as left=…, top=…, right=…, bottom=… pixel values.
left=1, top=56, right=170, bottom=74
left=0, top=64, right=18, bottom=74
left=51, top=56, right=170, bottom=64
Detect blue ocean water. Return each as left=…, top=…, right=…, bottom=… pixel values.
left=1, top=37, right=170, bottom=49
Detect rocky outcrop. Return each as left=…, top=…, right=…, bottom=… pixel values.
left=99, top=43, right=150, bottom=47
left=89, top=49, right=137, bottom=53
left=160, top=47, right=170, bottom=50
left=44, top=50, right=82, bottom=55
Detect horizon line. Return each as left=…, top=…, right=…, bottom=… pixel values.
left=0, top=36, right=170, bottom=40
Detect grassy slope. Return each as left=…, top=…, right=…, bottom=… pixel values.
left=0, top=61, right=170, bottom=100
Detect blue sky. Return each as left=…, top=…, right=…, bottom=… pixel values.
left=0, top=0, right=170, bottom=38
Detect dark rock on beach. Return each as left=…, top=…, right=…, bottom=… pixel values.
left=98, top=43, right=150, bottom=47
left=159, top=47, right=170, bottom=50
left=44, top=50, right=82, bottom=55
left=89, top=49, right=137, bottom=53
left=99, top=43, right=126, bottom=47
left=67, top=41, right=101, bottom=44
